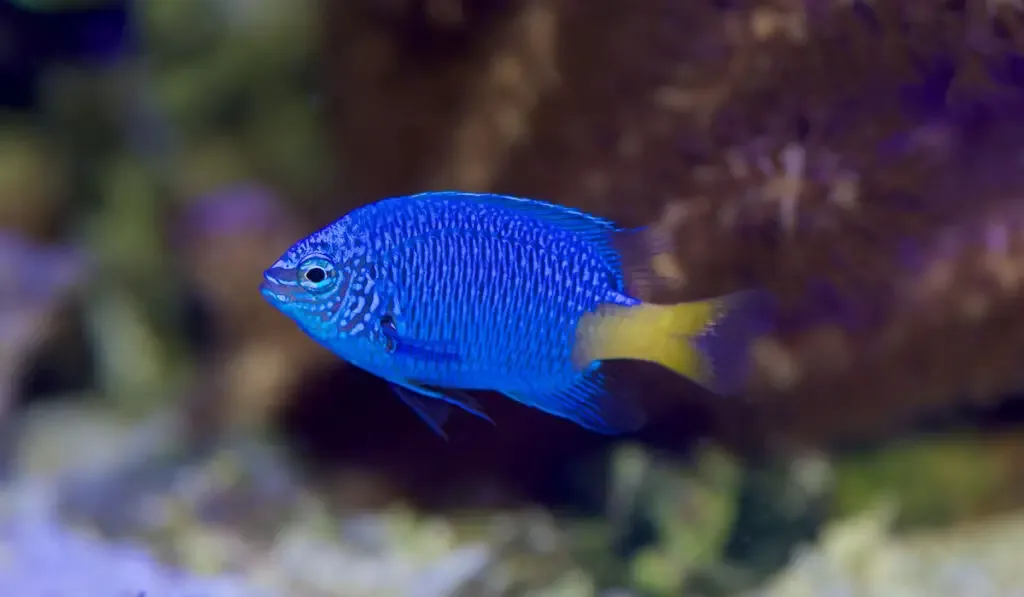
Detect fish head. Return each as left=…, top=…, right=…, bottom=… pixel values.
left=260, top=225, right=386, bottom=356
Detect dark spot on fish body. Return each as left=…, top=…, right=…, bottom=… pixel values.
left=380, top=314, right=397, bottom=353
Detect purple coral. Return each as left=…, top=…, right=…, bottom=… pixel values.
left=0, top=231, right=88, bottom=416
left=0, top=231, right=86, bottom=305
left=179, top=184, right=291, bottom=241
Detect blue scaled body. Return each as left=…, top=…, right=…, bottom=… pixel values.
left=260, top=191, right=767, bottom=437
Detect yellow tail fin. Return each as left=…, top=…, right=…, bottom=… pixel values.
left=575, top=290, right=775, bottom=395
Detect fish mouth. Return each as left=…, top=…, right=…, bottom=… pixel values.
left=259, top=281, right=282, bottom=303
left=259, top=267, right=295, bottom=303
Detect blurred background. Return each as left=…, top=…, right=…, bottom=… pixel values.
left=2, top=0, right=1024, bottom=595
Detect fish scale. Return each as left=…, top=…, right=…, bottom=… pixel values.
left=355, top=193, right=623, bottom=390
left=379, top=228, right=609, bottom=390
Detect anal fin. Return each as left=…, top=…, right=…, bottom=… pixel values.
left=390, top=380, right=494, bottom=440
left=390, top=383, right=452, bottom=439
left=506, top=366, right=646, bottom=435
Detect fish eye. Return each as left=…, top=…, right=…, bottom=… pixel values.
left=305, top=267, right=326, bottom=284
left=297, top=255, right=337, bottom=293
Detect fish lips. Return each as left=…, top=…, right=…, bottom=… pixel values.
left=259, top=266, right=300, bottom=305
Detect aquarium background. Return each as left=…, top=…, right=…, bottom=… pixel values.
left=2, top=0, right=1024, bottom=595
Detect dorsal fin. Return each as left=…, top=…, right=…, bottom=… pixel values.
left=416, top=191, right=630, bottom=272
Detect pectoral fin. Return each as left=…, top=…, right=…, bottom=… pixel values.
left=381, top=322, right=461, bottom=363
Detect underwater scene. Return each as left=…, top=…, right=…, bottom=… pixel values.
left=2, top=0, right=1024, bottom=595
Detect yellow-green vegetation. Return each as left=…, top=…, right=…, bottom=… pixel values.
left=136, top=0, right=329, bottom=202
left=0, top=120, right=65, bottom=236
left=832, top=434, right=1013, bottom=528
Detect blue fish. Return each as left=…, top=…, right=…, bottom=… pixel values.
left=259, top=192, right=773, bottom=438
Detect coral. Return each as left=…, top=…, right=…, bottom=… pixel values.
left=0, top=122, right=66, bottom=237
left=3, top=403, right=595, bottom=597
left=0, top=479, right=280, bottom=597
left=746, top=505, right=1024, bottom=597
left=618, top=444, right=741, bottom=596
left=0, top=233, right=86, bottom=424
